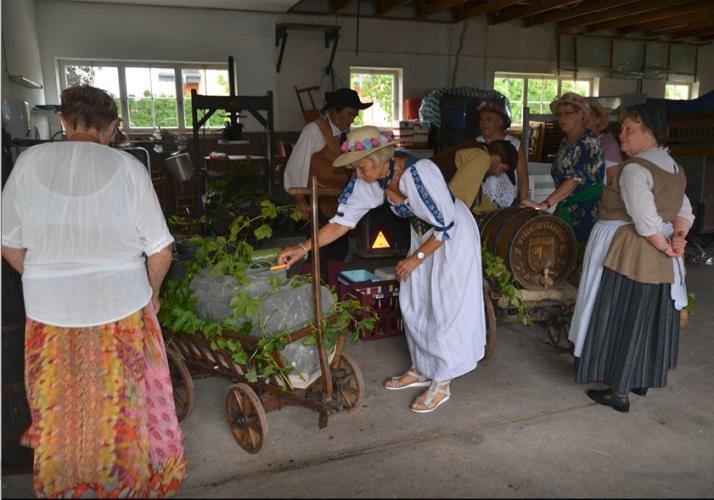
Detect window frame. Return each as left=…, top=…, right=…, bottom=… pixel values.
left=493, top=72, right=596, bottom=127
left=57, top=58, right=235, bottom=132
left=349, top=66, right=404, bottom=129
left=664, top=82, right=692, bottom=100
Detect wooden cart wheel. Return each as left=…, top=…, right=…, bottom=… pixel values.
left=546, top=318, right=572, bottom=353
left=225, top=383, right=268, bottom=454
left=483, top=291, right=497, bottom=361
left=331, top=352, right=364, bottom=412
left=167, top=346, right=194, bottom=422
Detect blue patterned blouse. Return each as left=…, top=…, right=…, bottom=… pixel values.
left=551, top=129, right=605, bottom=242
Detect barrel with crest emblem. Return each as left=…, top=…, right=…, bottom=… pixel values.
left=478, top=207, right=577, bottom=290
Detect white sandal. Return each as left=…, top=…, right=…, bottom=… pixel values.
left=410, top=381, right=451, bottom=413
left=383, top=367, right=431, bottom=390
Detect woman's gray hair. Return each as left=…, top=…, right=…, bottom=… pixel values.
left=359, top=145, right=396, bottom=168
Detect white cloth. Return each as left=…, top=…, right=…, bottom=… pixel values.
left=620, top=147, right=695, bottom=236
left=283, top=115, right=342, bottom=191
left=476, top=134, right=518, bottom=206
left=1, top=141, right=173, bottom=327
left=569, top=147, right=693, bottom=357
left=331, top=158, right=486, bottom=380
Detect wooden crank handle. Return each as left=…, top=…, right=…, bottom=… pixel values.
left=288, top=187, right=341, bottom=197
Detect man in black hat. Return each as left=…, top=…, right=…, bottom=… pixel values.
left=283, top=87, right=372, bottom=286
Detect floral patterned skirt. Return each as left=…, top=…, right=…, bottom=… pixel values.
left=21, top=305, right=187, bottom=498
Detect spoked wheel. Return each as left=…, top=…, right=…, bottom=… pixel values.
left=330, top=352, right=364, bottom=413
left=225, top=383, right=268, bottom=454
left=166, top=345, right=194, bottom=422
left=546, top=317, right=572, bottom=353
left=483, top=292, right=497, bottom=360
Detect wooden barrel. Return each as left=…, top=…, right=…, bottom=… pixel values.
left=479, top=207, right=577, bottom=290
left=1, top=260, right=33, bottom=473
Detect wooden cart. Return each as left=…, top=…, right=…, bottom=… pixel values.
left=164, top=177, right=365, bottom=454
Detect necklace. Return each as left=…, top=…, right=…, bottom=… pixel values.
left=68, top=132, right=101, bottom=143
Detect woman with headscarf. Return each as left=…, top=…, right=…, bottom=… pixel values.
left=569, top=101, right=694, bottom=413
left=1, top=86, right=186, bottom=497
left=277, top=126, right=486, bottom=414
left=521, top=92, right=605, bottom=243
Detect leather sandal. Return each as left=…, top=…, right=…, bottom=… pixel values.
left=410, top=381, right=451, bottom=414
left=383, top=367, right=431, bottom=390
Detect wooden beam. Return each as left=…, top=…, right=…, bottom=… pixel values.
left=455, top=0, right=523, bottom=23
left=488, top=0, right=579, bottom=25
left=615, top=9, right=714, bottom=34
left=668, top=23, right=714, bottom=39
left=524, top=0, right=637, bottom=27
left=697, top=33, right=714, bottom=41
left=559, top=0, right=692, bottom=30
left=377, top=0, right=414, bottom=15
left=331, top=0, right=357, bottom=12
left=419, top=0, right=467, bottom=18
left=584, top=1, right=704, bottom=33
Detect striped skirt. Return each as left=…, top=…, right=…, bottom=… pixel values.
left=21, top=305, right=187, bottom=498
left=575, top=267, right=680, bottom=394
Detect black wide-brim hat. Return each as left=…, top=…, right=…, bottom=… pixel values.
left=325, top=88, right=373, bottom=110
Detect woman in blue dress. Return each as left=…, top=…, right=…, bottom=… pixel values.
left=522, top=92, right=605, bottom=243
left=278, top=126, right=486, bottom=414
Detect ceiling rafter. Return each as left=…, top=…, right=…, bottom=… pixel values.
left=583, top=0, right=704, bottom=33
left=615, top=9, right=714, bottom=34
left=455, top=0, right=522, bottom=23
left=558, top=0, right=693, bottom=31
left=667, top=23, right=714, bottom=39
left=697, top=33, right=714, bottom=41
left=523, top=0, right=638, bottom=27
left=419, top=0, right=467, bottom=18
left=331, top=0, right=357, bottom=13
left=377, top=0, right=414, bottom=15
left=488, top=0, right=579, bottom=25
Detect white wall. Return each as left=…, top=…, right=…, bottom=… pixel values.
left=32, top=0, right=714, bottom=132
left=1, top=0, right=45, bottom=107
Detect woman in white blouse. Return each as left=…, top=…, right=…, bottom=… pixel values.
left=1, top=86, right=186, bottom=497
left=476, top=97, right=529, bottom=202
left=278, top=126, right=486, bottom=414
left=569, top=102, right=694, bottom=413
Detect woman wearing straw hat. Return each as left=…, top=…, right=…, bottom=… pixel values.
left=277, top=126, right=486, bottom=414
left=569, top=101, right=694, bottom=412
left=521, top=92, right=605, bottom=243
left=586, top=98, right=622, bottom=179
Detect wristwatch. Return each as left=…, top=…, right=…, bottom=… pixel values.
left=416, top=251, right=426, bottom=261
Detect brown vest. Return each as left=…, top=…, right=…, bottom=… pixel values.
left=309, top=116, right=349, bottom=217
left=601, top=157, right=687, bottom=284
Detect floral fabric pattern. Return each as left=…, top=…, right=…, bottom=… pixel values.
left=21, top=305, right=186, bottom=498
left=551, top=129, right=605, bottom=242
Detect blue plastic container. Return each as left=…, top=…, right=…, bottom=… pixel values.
left=338, top=269, right=380, bottom=285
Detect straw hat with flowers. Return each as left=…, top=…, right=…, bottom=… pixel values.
left=333, top=126, right=397, bottom=167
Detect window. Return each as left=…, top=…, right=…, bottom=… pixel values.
left=665, top=83, right=691, bottom=100
left=350, top=67, right=403, bottom=129
left=59, top=59, right=232, bottom=131
left=494, top=73, right=593, bottom=126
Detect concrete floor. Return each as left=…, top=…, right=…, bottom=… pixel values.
left=3, top=262, right=714, bottom=498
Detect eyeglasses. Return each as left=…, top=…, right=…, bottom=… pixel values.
left=554, top=111, right=578, bottom=118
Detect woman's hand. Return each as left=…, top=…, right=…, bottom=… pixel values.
left=395, top=255, right=421, bottom=281
left=277, top=245, right=308, bottom=268
left=521, top=198, right=546, bottom=210
left=670, top=231, right=687, bottom=256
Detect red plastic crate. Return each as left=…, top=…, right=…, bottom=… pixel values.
left=338, top=279, right=404, bottom=341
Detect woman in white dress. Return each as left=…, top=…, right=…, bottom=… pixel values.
left=277, top=126, right=486, bottom=414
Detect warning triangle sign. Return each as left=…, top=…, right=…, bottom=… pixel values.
left=371, top=230, right=391, bottom=249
